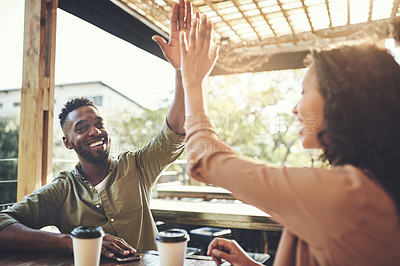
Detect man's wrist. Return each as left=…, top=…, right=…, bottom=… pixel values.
left=175, top=69, right=182, bottom=79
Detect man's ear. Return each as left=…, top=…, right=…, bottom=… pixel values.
left=62, top=136, right=73, bottom=150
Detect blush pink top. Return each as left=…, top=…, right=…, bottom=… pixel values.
left=184, top=114, right=400, bottom=266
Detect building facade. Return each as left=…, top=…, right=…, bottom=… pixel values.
left=0, top=81, right=145, bottom=117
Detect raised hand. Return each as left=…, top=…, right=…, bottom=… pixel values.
left=179, top=14, right=219, bottom=89
left=101, top=233, right=136, bottom=258
left=207, top=238, right=262, bottom=266
left=152, top=0, right=196, bottom=69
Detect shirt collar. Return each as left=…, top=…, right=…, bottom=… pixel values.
left=71, top=157, right=116, bottom=181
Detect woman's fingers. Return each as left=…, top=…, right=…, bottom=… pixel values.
left=211, top=254, right=223, bottom=265
left=180, top=31, right=188, bottom=55
left=198, top=15, right=208, bottom=48
left=210, top=248, right=233, bottom=263
left=209, top=45, right=220, bottom=69
left=202, top=20, right=212, bottom=55
left=189, top=17, right=199, bottom=48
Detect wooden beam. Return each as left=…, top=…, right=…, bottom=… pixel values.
left=211, top=50, right=309, bottom=76
left=17, top=0, right=58, bottom=201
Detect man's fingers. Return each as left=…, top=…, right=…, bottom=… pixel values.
left=152, top=36, right=168, bottom=53
left=170, top=3, right=179, bottom=31
left=185, top=1, right=192, bottom=28
left=102, top=241, right=134, bottom=258
left=103, top=233, right=136, bottom=253
left=178, top=0, right=185, bottom=30
left=101, top=246, right=114, bottom=258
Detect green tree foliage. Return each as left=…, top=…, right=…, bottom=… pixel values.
left=106, top=104, right=186, bottom=183
left=206, top=70, right=319, bottom=166
left=109, top=69, right=320, bottom=172
left=0, top=116, right=19, bottom=204
left=107, top=104, right=170, bottom=155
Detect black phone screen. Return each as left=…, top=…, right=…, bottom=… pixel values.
left=112, top=253, right=142, bottom=262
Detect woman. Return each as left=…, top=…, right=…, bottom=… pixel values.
left=179, top=14, right=400, bottom=266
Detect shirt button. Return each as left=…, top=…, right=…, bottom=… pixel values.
left=110, top=218, right=115, bottom=222
left=96, top=204, right=100, bottom=208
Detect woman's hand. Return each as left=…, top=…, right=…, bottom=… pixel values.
left=179, top=14, right=219, bottom=90
left=101, top=233, right=136, bottom=258
left=207, top=238, right=262, bottom=266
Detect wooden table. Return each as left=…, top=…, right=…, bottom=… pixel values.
left=0, top=250, right=216, bottom=265
left=156, top=185, right=235, bottom=200
left=150, top=199, right=282, bottom=232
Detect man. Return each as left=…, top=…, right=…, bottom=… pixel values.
left=0, top=0, right=192, bottom=258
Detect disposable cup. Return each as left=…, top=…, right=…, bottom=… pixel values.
left=156, top=229, right=189, bottom=266
left=71, top=226, right=104, bottom=266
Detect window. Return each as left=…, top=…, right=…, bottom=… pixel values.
left=84, top=96, right=103, bottom=107
left=0, top=103, right=3, bottom=109
left=13, top=102, right=20, bottom=107
left=92, top=96, right=103, bottom=106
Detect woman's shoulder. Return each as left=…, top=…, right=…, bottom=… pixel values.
left=328, top=165, right=397, bottom=225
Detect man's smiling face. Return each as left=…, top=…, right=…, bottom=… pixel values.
left=62, top=105, right=111, bottom=164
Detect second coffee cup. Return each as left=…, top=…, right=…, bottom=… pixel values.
left=156, top=229, right=189, bottom=266
left=71, top=226, right=104, bottom=266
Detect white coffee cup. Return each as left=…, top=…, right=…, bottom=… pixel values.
left=71, top=226, right=105, bottom=266
left=156, top=229, right=189, bottom=266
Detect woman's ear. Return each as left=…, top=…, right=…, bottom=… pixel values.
left=62, top=136, right=73, bottom=150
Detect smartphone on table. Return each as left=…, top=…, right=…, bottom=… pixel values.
left=112, top=253, right=142, bottom=262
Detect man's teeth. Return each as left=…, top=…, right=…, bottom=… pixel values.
left=89, top=140, right=103, bottom=148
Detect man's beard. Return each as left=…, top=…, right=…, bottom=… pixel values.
left=71, top=139, right=110, bottom=163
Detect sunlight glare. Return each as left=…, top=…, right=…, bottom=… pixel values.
left=372, top=0, right=394, bottom=20
left=350, top=0, right=369, bottom=24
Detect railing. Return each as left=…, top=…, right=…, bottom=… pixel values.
left=0, top=158, right=18, bottom=207
left=0, top=158, right=188, bottom=207
left=0, top=203, right=14, bottom=211
left=0, top=158, right=18, bottom=185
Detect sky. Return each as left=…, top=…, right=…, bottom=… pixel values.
left=0, top=0, right=175, bottom=110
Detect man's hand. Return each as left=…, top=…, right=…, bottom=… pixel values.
left=152, top=0, right=197, bottom=69
left=101, top=233, right=136, bottom=258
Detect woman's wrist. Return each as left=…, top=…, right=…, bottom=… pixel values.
left=184, top=88, right=206, bottom=116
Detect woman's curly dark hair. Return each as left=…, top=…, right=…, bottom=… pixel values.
left=307, top=44, right=400, bottom=213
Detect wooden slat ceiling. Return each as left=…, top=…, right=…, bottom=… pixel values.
left=112, top=0, right=400, bottom=74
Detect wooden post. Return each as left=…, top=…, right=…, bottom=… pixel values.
left=17, top=0, right=58, bottom=201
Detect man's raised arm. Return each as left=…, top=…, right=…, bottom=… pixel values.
left=153, top=0, right=198, bottom=134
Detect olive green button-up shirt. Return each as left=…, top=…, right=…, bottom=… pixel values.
left=0, top=120, right=185, bottom=250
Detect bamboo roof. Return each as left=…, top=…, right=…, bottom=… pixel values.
left=111, top=0, right=400, bottom=74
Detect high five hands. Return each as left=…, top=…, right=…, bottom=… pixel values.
left=152, top=0, right=198, bottom=70
left=153, top=0, right=219, bottom=85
